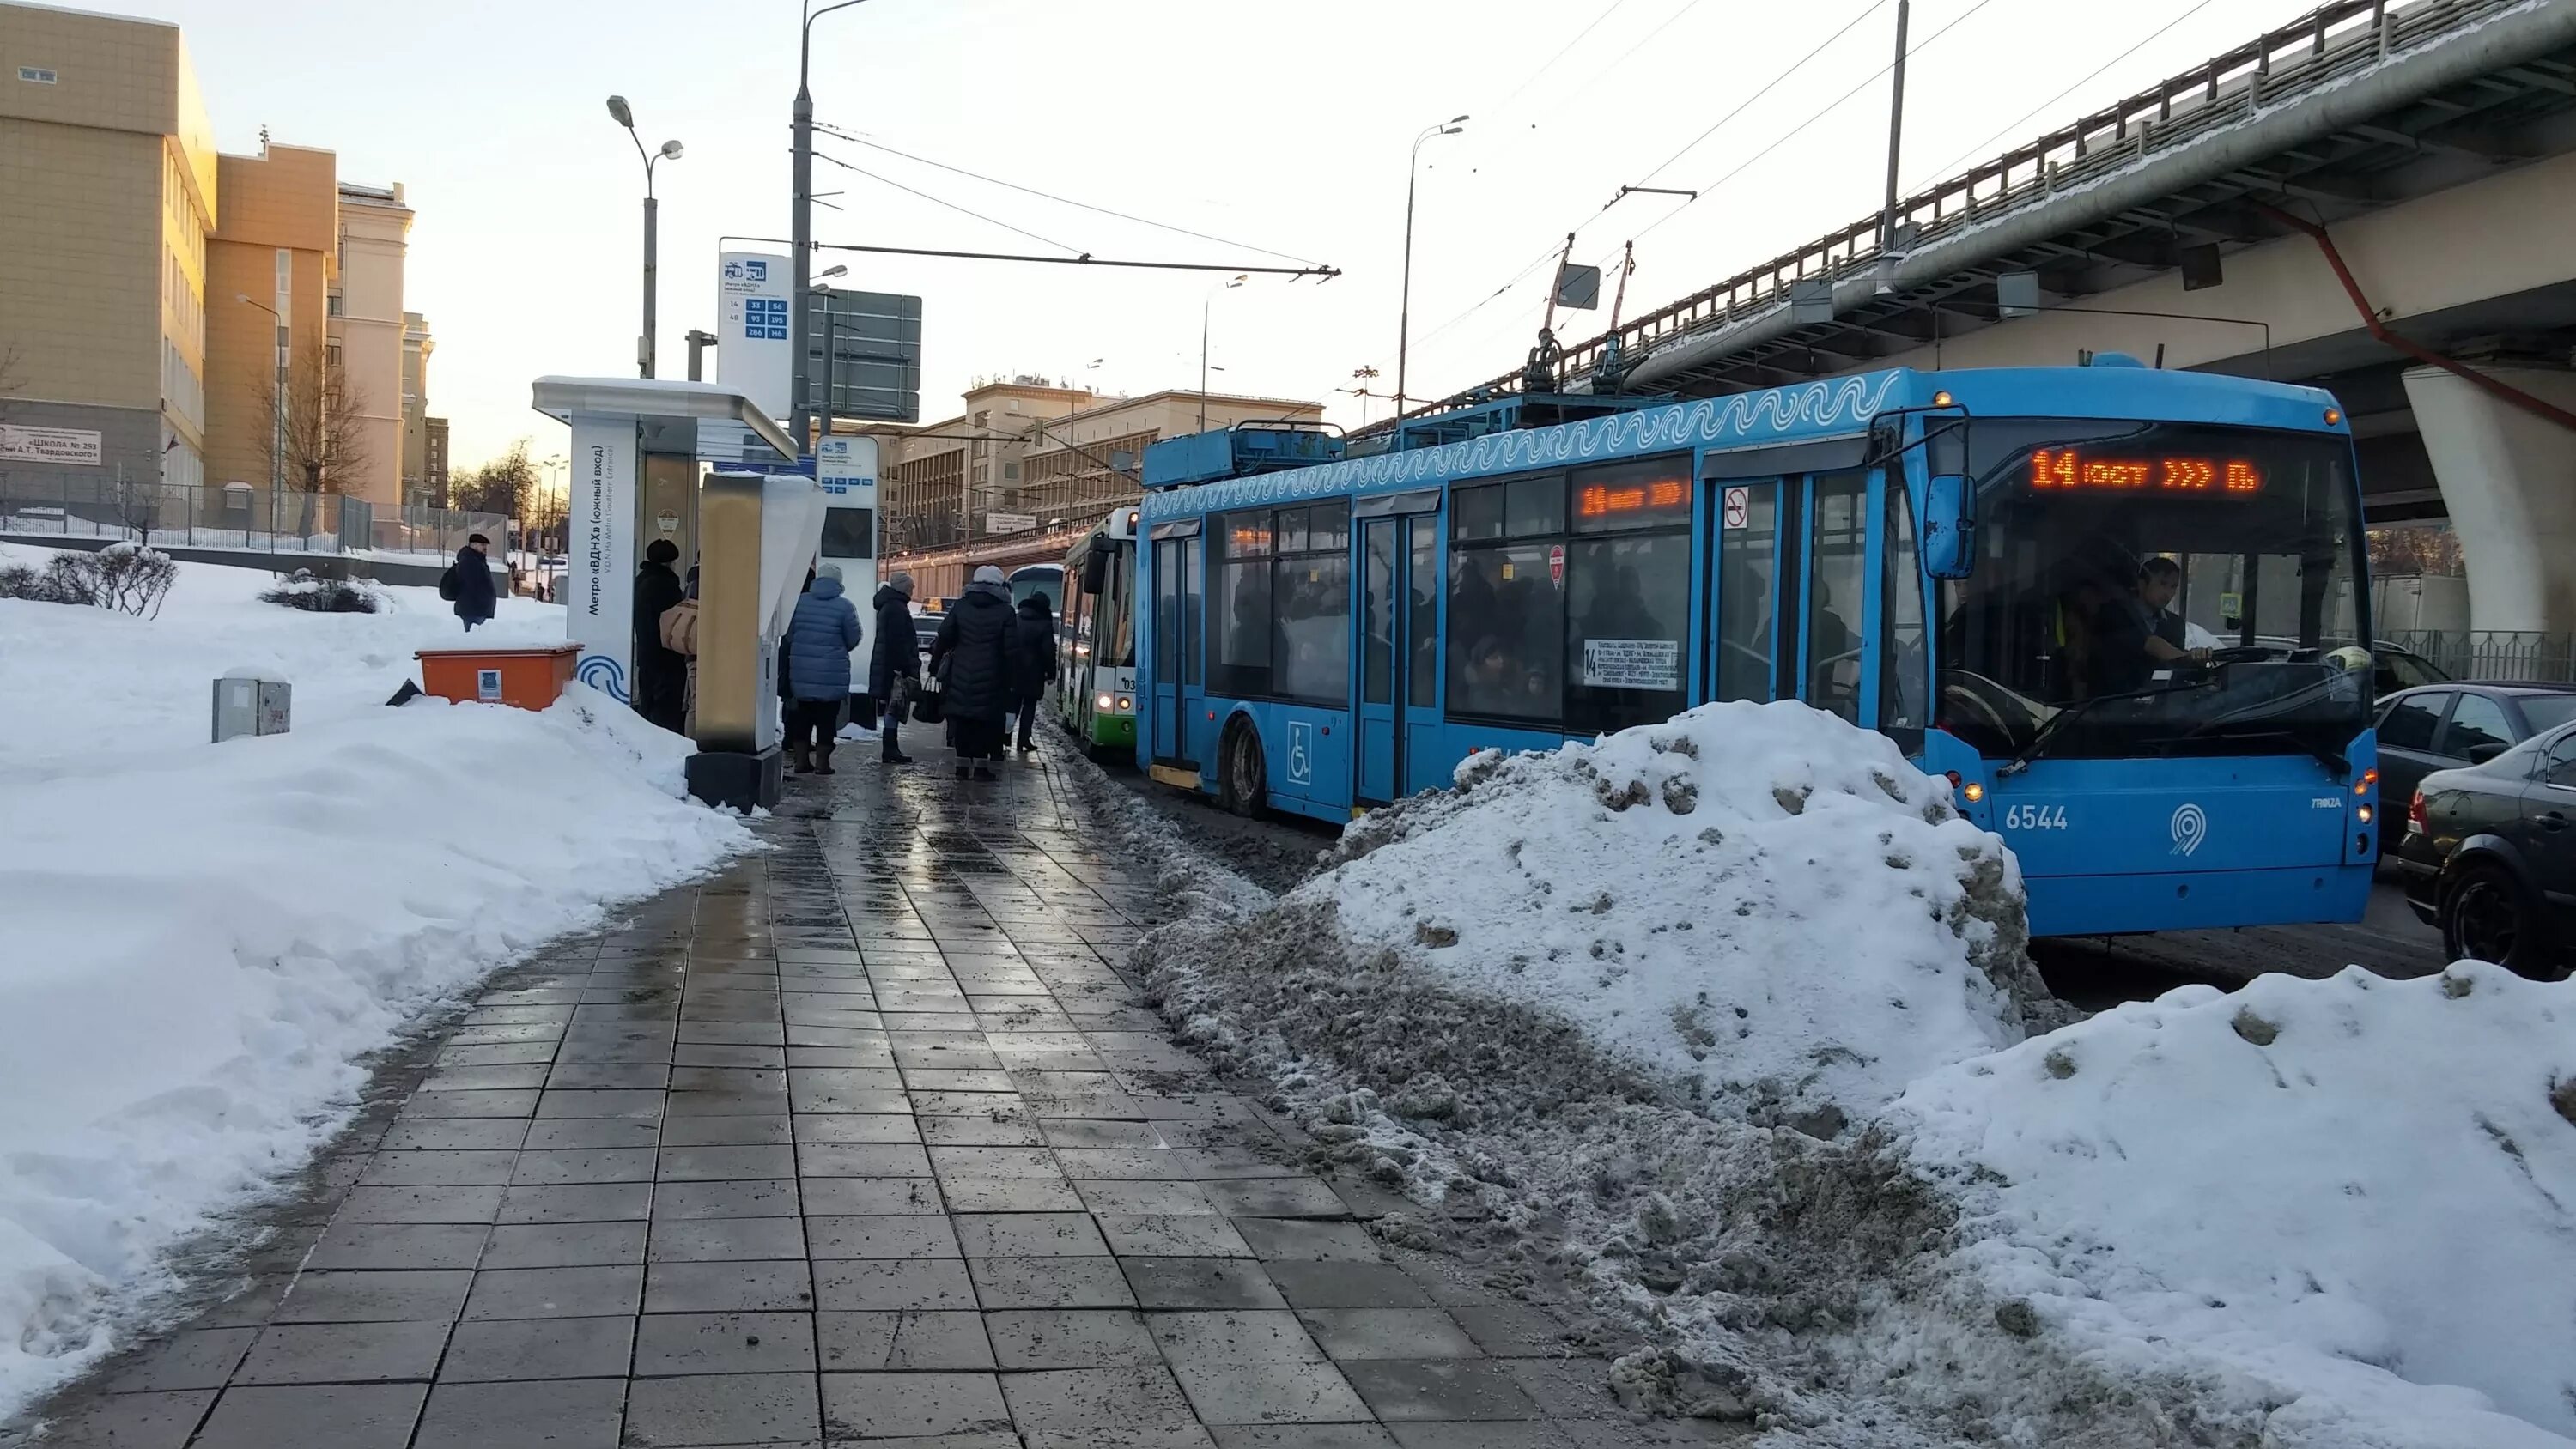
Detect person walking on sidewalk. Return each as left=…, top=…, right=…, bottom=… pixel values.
left=868, top=571, right=922, bottom=766
left=631, top=539, right=688, bottom=732
left=1012, top=589, right=1056, bottom=755
left=784, top=563, right=862, bottom=775
left=447, top=532, right=498, bottom=632
left=930, top=564, right=1015, bottom=780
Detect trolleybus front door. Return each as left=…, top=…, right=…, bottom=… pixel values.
left=1357, top=512, right=1443, bottom=804
left=1151, top=534, right=1204, bottom=772
left=1709, top=476, right=1801, bottom=705
left=1180, top=535, right=1207, bottom=773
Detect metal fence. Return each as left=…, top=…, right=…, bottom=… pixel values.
left=0, top=472, right=502, bottom=561
left=2383, top=631, right=2576, bottom=684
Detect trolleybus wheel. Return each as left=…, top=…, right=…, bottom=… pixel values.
left=1219, top=721, right=1266, bottom=820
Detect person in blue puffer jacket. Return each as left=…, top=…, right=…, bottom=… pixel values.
left=783, top=563, right=862, bottom=775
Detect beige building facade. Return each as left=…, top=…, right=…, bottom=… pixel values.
left=0, top=2, right=216, bottom=491
left=400, top=310, right=433, bottom=504
left=875, top=378, right=1322, bottom=599
left=330, top=182, right=412, bottom=508
left=203, top=141, right=335, bottom=492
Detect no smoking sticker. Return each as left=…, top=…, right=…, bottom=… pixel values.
left=1722, top=486, right=1751, bottom=530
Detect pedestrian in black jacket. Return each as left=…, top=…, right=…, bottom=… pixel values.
left=929, top=565, right=1016, bottom=779
left=1012, top=591, right=1056, bottom=754
left=631, top=538, right=687, bottom=731
left=868, top=571, right=922, bottom=765
left=449, top=533, right=498, bottom=631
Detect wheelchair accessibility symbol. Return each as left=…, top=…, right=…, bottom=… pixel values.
left=1287, top=721, right=1313, bottom=786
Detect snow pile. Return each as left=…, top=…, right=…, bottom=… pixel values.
left=1325, top=700, right=2050, bottom=1119
left=1888, top=964, right=2576, bottom=1449
left=0, top=547, right=749, bottom=1416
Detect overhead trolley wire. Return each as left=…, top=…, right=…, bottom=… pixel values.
left=811, top=147, right=1084, bottom=256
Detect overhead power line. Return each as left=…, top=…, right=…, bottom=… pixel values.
left=814, top=121, right=1321, bottom=267
left=812, top=148, right=1080, bottom=256
left=1905, top=0, right=2223, bottom=191
left=1482, top=0, right=1640, bottom=120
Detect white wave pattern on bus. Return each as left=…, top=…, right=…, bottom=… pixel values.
left=1141, top=372, right=1904, bottom=521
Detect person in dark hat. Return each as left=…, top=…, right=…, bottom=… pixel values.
left=447, top=532, right=497, bottom=631
left=632, top=538, right=688, bottom=731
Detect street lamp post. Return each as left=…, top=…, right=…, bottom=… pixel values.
left=1395, top=114, right=1467, bottom=421
left=1200, top=274, right=1245, bottom=433
left=234, top=293, right=285, bottom=492
left=607, top=95, right=683, bottom=379
left=794, top=0, right=873, bottom=452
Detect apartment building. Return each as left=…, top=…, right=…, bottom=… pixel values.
left=331, top=181, right=412, bottom=508
left=401, top=310, right=433, bottom=504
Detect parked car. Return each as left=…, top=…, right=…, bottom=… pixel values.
left=2372, top=683, right=2576, bottom=847
left=2395, top=719, right=2576, bottom=979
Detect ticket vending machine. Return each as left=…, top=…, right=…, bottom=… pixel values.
left=529, top=377, right=819, bottom=809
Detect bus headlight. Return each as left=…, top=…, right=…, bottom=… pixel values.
left=1096, top=693, right=1114, bottom=710
left=1116, top=696, right=1133, bottom=712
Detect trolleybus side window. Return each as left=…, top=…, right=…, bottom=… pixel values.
left=1408, top=524, right=1437, bottom=711
left=1564, top=458, right=1691, bottom=733
left=1448, top=471, right=1566, bottom=724
left=1714, top=484, right=1778, bottom=703
left=1807, top=471, right=1868, bottom=723
left=1273, top=500, right=1351, bottom=706
left=1212, top=510, right=1273, bottom=698
left=1878, top=482, right=1928, bottom=731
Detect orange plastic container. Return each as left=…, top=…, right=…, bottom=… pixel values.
left=415, top=643, right=582, bottom=711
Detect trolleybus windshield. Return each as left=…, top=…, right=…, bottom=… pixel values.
left=1935, top=419, right=2368, bottom=761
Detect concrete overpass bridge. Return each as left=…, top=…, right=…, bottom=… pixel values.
left=1400, top=0, right=2576, bottom=634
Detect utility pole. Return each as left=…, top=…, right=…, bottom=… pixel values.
left=793, top=2, right=868, bottom=453
left=1880, top=0, right=1911, bottom=256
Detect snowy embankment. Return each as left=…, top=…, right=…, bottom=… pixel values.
left=0, top=545, right=750, bottom=1416
left=1086, top=700, right=2576, bottom=1447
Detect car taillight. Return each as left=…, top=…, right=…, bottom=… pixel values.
left=2408, top=790, right=2427, bottom=834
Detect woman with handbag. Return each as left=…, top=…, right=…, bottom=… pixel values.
left=868, top=572, right=922, bottom=766
left=928, top=566, right=1016, bottom=780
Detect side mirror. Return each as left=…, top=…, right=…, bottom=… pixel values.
left=2466, top=742, right=2508, bottom=764
left=1921, top=473, right=1978, bottom=580
left=1082, top=549, right=1109, bottom=593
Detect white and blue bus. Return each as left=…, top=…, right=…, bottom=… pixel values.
left=1133, top=361, right=2381, bottom=938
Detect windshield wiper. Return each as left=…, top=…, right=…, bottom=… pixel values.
left=2142, top=726, right=2349, bottom=775
left=1997, top=677, right=2218, bottom=777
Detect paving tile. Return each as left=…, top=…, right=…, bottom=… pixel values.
left=661, top=1115, right=796, bottom=1147
left=998, top=1365, right=1202, bottom=1440
left=1099, top=1213, right=1255, bottom=1258
left=357, top=1149, right=520, bottom=1186
left=1170, top=1361, right=1375, bottom=1427
left=479, top=1220, right=649, bottom=1270
left=545, top=1062, right=672, bottom=1090
left=661, top=1144, right=800, bottom=1180
left=793, top=1114, right=923, bottom=1144
left=649, top=1216, right=810, bottom=1262
left=435, top=1315, right=636, bottom=1382
left=537, top=1088, right=665, bottom=1120
left=1339, top=1360, right=1539, bottom=1422
left=380, top=1119, right=532, bottom=1151
left=917, top=1114, right=1047, bottom=1147
left=1297, top=1309, right=1480, bottom=1361
left=191, top=1383, right=427, bottom=1448
left=623, top=1373, right=820, bottom=1447
left=404, top=1089, right=541, bottom=1119
left=100, top=1327, right=258, bottom=1392
left=932, top=1177, right=1084, bottom=1213
left=337, top=1185, right=506, bottom=1225
left=1126, top=1258, right=1291, bottom=1311
left=816, top=1310, right=995, bottom=1372
left=232, top=1320, right=452, bottom=1384
left=1445, top=1303, right=1573, bottom=1359
left=965, top=1256, right=1135, bottom=1310
left=951, top=1211, right=1105, bottom=1258
left=811, top=1258, right=977, bottom=1312
left=798, top=1143, right=937, bottom=1178
left=981, top=1308, right=1162, bottom=1369
left=463, top=1264, right=644, bottom=1319
left=1146, top=1311, right=1329, bottom=1366
left=1261, top=1262, right=1431, bottom=1310
left=425, top=1064, right=553, bottom=1091
left=1216, top=1426, right=1404, bottom=1449
left=1230, top=1219, right=1381, bottom=1263
left=925, top=1146, right=1060, bottom=1179
left=510, top=1148, right=658, bottom=1185
left=523, top=1119, right=664, bottom=1150
left=1074, top=1180, right=1219, bottom=1216
left=653, top=1179, right=803, bottom=1219
left=499, top=1182, right=654, bottom=1224
left=799, top=1177, right=945, bottom=1216
left=820, top=1371, right=1011, bottom=1440
left=646, top=1259, right=816, bottom=1313
left=304, top=1221, right=489, bottom=1271
left=632, top=1311, right=817, bottom=1375
left=1386, top=1425, right=1575, bottom=1448
left=1202, top=1179, right=1351, bottom=1218
left=272, top=1270, right=473, bottom=1324
left=412, top=1377, right=626, bottom=1448
left=803, top=1215, right=959, bottom=1260
left=1053, top=1148, right=1194, bottom=1180
left=9, top=1389, right=214, bottom=1447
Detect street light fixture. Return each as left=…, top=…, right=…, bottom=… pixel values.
left=607, top=95, right=683, bottom=379
left=1395, top=114, right=1467, bottom=421
left=234, top=293, right=286, bottom=491
left=1200, top=273, right=1246, bottom=432
left=793, top=0, right=874, bottom=451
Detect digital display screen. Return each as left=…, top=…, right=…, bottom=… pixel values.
left=2029, top=448, right=2262, bottom=495
left=1576, top=476, right=1692, bottom=522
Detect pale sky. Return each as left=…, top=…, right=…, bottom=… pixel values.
left=153, top=0, right=2323, bottom=473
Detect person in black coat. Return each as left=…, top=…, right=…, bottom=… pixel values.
left=450, top=533, right=498, bottom=630
left=1011, top=591, right=1057, bottom=754
left=929, top=566, right=1016, bottom=780
left=630, top=539, right=688, bottom=732
left=868, top=571, right=922, bottom=765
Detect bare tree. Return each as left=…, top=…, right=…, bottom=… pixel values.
left=450, top=439, right=541, bottom=521
left=248, top=351, right=370, bottom=538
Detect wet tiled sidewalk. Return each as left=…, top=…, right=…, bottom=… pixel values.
left=15, top=736, right=1733, bottom=1449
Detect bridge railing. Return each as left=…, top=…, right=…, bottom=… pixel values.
left=1370, top=0, right=2509, bottom=434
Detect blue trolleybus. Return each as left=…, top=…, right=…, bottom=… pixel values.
left=1132, top=360, right=2382, bottom=938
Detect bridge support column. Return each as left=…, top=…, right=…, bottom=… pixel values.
left=2400, top=363, right=2576, bottom=634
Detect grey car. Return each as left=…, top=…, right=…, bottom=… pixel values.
left=2396, top=719, right=2576, bottom=979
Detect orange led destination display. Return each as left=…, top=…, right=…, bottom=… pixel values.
left=2029, top=448, right=2262, bottom=495
left=1577, top=476, right=1692, bottom=520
